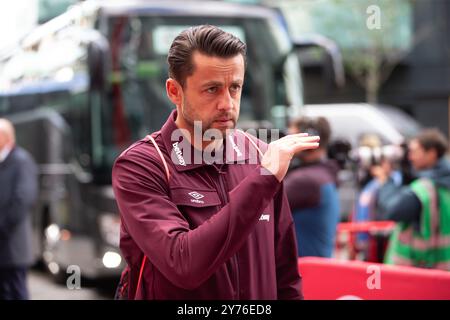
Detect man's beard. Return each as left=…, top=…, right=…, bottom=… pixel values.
left=181, top=98, right=237, bottom=136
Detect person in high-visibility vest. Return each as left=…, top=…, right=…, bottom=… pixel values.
left=374, top=128, right=450, bottom=270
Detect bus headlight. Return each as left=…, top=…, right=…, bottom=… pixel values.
left=98, top=213, right=120, bottom=247
left=102, top=251, right=122, bottom=269
left=45, top=224, right=61, bottom=245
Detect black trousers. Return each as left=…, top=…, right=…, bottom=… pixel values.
left=0, top=267, right=29, bottom=300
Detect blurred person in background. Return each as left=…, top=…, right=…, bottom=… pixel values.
left=0, top=119, right=38, bottom=300
left=375, top=128, right=450, bottom=270
left=285, top=117, right=340, bottom=258
left=353, top=133, right=403, bottom=262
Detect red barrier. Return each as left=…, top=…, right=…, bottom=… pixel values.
left=337, top=221, right=396, bottom=234
left=298, top=257, right=450, bottom=300
left=335, top=221, right=396, bottom=262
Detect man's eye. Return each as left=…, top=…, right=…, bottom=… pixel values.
left=230, top=85, right=241, bottom=92
left=206, top=87, right=217, bottom=94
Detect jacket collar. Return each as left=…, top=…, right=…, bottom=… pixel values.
left=0, top=146, right=16, bottom=168
left=0, top=145, right=13, bottom=163
left=160, top=110, right=252, bottom=172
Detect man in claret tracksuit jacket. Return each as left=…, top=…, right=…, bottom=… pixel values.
left=112, top=25, right=320, bottom=300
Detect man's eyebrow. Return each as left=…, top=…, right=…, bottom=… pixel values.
left=200, top=81, right=223, bottom=88
left=200, top=79, right=243, bottom=88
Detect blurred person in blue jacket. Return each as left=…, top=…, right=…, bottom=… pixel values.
left=353, top=135, right=404, bottom=261
left=285, top=117, right=340, bottom=257
left=0, top=119, right=38, bottom=300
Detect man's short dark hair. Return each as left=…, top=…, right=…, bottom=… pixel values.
left=415, top=128, right=448, bottom=159
left=167, top=25, right=247, bottom=87
left=291, top=116, right=331, bottom=149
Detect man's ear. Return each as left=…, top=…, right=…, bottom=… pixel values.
left=166, top=78, right=183, bottom=106
left=428, top=148, right=438, bottom=163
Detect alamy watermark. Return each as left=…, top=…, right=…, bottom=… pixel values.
left=66, top=265, right=81, bottom=290
left=366, top=264, right=381, bottom=290
left=366, top=5, right=381, bottom=30
left=169, top=123, right=281, bottom=174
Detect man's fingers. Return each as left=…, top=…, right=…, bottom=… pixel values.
left=287, top=136, right=320, bottom=145
left=279, top=133, right=309, bottom=141
left=288, top=133, right=309, bottom=138
left=279, top=134, right=319, bottom=143
left=299, top=136, right=320, bottom=142
left=291, top=142, right=320, bottom=153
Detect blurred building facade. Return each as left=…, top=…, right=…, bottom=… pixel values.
left=290, top=0, right=450, bottom=138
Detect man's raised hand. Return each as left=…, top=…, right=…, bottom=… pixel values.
left=261, top=133, right=320, bottom=181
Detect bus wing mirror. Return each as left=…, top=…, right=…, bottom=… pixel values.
left=293, top=34, right=345, bottom=88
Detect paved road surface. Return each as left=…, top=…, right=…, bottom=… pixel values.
left=28, top=268, right=117, bottom=300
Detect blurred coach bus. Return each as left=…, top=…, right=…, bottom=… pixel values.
left=0, top=0, right=343, bottom=280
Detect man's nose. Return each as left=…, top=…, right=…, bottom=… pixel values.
left=217, top=90, right=234, bottom=111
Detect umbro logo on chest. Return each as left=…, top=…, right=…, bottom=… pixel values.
left=188, top=191, right=205, bottom=204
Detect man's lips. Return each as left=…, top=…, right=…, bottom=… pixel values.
left=214, top=118, right=233, bottom=123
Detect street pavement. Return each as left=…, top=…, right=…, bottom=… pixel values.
left=28, top=268, right=117, bottom=300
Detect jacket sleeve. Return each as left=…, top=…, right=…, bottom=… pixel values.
left=274, top=183, right=303, bottom=300
left=0, top=154, right=38, bottom=238
left=378, top=186, right=422, bottom=224
left=112, top=148, right=281, bottom=290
